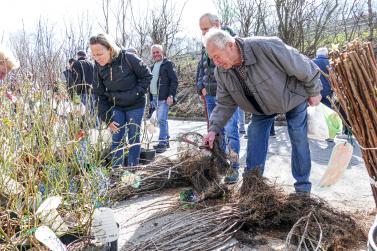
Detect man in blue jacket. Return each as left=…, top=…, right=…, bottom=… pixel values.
left=197, top=13, right=240, bottom=184
left=313, top=47, right=332, bottom=108
left=150, top=44, right=178, bottom=153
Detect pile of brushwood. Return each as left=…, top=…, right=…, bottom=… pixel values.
left=121, top=170, right=365, bottom=251
left=110, top=134, right=365, bottom=251
left=109, top=132, right=229, bottom=202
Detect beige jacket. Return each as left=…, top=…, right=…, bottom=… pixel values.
left=209, top=36, right=322, bottom=134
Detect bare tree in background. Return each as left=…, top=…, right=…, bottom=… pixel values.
left=304, top=0, right=339, bottom=55
left=275, top=0, right=306, bottom=50
left=131, top=7, right=151, bottom=58
left=9, top=19, right=64, bottom=87
left=213, top=0, right=235, bottom=26
left=275, top=0, right=338, bottom=55
left=9, top=24, right=35, bottom=80
left=100, top=0, right=111, bottom=34
left=334, top=0, right=366, bottom=43
left=149, top=0, right=187, bottom=55
left=368, top=0, right=376, bottom=41
left=114, top=0, right=131, bottom=46
left=233, top=0, right=269, bottom=36
left=64, top=12, right=93, bottom=60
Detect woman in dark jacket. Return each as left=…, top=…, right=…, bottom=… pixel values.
left=89, top=33, right=152, bottom=167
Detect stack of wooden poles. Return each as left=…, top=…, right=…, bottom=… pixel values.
left=328, top=41, right=377, bottom=206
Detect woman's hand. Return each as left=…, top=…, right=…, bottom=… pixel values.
left=108, top=121, right=120, bottom=134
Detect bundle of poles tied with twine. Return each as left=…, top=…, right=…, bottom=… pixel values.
left=328, top=41, right=377, bottom=206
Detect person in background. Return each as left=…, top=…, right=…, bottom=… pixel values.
left=313, top=47, right=332, bottom=109
left=126, top=47, right=138, bottom=54
left=125, top=47, right=157, bottom=122
left=62, top=58, right=76, bottom=90
left=71, top=50, right=95, bottom=108
left=0, top=48, right=19, bottom=83
left=149, top=44, right=178, bottom=153
left=197, top=13, right=240, bottom=184
left=238, top=109, right=246, bottom=135
left=90, top=33, right=152, bottom=167
left=314, top=47, right=352, bottom=137
left=203, top=29, right=322, bottom=194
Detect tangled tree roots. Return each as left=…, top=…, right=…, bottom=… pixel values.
left=128, top=171, right=365, bottom=250
left=109, top=132, right=231, bottom=202
left=239, top=169, right=287, bottom=228
left=240, top=171, right=365, bottom=250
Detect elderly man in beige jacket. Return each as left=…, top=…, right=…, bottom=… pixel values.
left=203, top=29, right=322, bottom=194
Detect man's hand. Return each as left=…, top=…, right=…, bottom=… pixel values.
left=200, top=88, right=207, bottom=101
left=308, top=95, right=322, bottom=106
left=201, top=88, right=207, bottom=96
left=108, top=121, right=120, bottom=134
left=203, top=131, right=216, bottom=149
left=166, top=96, right=174, bottom=106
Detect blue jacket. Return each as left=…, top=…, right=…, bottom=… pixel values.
left=94, top=50, right=152, bottom=123
left=313, top=55, right=333, bottom=98
left=150, top=58, right=178, bottom=101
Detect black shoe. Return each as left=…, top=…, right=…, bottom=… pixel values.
left=155, top=144, right=167, bottom=153
left=154, top=142, right=169, bottom=149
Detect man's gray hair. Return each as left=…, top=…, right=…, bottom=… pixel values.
left=203, top=28, right=235, bottom=49
left=316, top=47, right=328, bottom=57
left=200, top=13, right=220, bottom=24
left=151, top=44, right=163, bottom=52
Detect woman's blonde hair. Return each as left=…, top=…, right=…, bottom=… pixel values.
left=89, top=33, right=121, bottom=59
left=0, top=48, right=19, bottom=70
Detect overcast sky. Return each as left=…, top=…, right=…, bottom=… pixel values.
left=0, top=0, right=217, bottom=42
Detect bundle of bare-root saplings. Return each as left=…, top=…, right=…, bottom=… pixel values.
left=109, top=132, right=229, bottom=202
left=328, top=41, right=377, bottom=206
left=125, top=171, right=365, bottom=251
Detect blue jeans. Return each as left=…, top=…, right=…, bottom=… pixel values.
left=246, top=101, right=311, bottom=192
left=238, top=109, right=246, bottom=132
left=205, top=95, right=240, bottom=169
left=111, top=107, right=144, bottom=167
left=152, top=96, right=169, bottom=145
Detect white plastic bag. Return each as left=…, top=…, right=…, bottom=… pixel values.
left=307, top=105, right=329, bottom=140
left=149, top=110, right=158, bottom=127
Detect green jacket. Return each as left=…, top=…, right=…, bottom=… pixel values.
left=209, top=36, right=322, bottom=134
